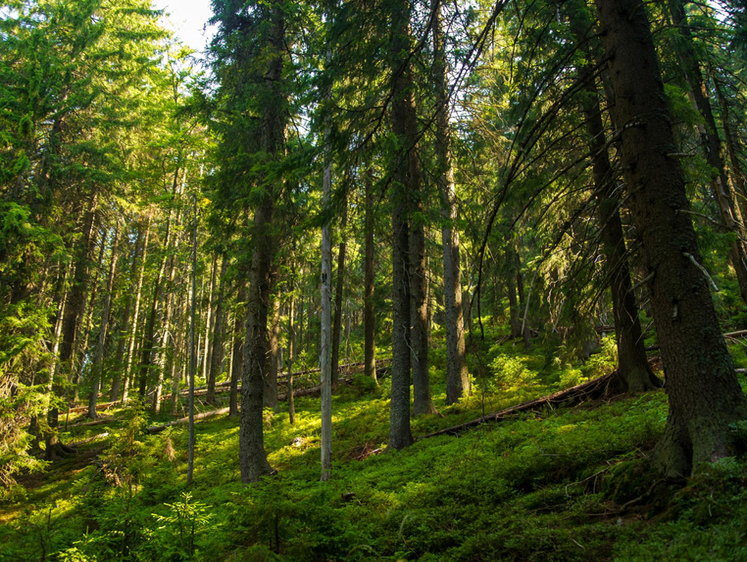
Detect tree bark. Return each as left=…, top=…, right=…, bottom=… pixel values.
left=331, top=200, right=348, bottom=389
left=264, top=294, right=281, bottom=408
left=239, top=1, right=285, bottom=484
left=387, top=0, right=418, bottom=448
left=595, top=0, right=747, bottom=477
left=567, top=4, right=660, bottom=392
left=229, top=283, right=247, bottom=418
left=88, top=224, right=120, bottom=419
left=364, top=170, right=377, bottom=383
left=207, top=253, right=228, bottom=405
left=434, top=2, right=469, bottom=405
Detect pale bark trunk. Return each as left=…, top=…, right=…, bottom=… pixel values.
left=207, top=253, right=228, bottom=404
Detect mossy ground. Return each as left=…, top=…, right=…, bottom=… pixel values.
left=2, top=331, right=747, bottom=561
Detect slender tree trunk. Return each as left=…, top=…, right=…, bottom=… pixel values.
left=287, top=290, right=296, bottom=424
left=264, top=295, right=281, bottom=408
left=74, top=229, right=105, bottom=401
left=712, top=72, right=747, bottom=216
left=88, top=225, right=120, bottom=418
left=433, top=2, right=469, bottom=405
left=595, top=0, right=747, bottom=477
left=201, top=254, right=218, bottom=384
left=230, top=283, right=246, bottom=418
left=187, top=194, right=197, bottom=486
left=668, top=0, right=747, bottom=305
left=122, top=212, right=152, bottom=404
left=364, top=171, right=377, bottom=383
left=207, top=253, right=228, bottom=404
left=331, top=199, right=348, bottom=388
left=506, top=248, right=521, bottom=338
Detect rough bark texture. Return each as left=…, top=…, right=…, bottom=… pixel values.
left=434, top=4, right=469, bottom=405
left=567, top=4, right=660, bottom=392
left=364, top=171, right=377, bottom=383
left=387, top=0, right=417, bottom=448
left=595, top=0, right=747, bottom=477
left=239, top=1, right=285, bottom=484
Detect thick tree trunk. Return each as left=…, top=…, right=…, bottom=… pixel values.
left=207, top=253, right=228, bottom=405
left=239, top=1, right=285, bottom=484
left=595, top=0, right=747, bottom=477
left=88, top=225, right=120, bottom=419
left=434, top=3, right=469, bottom=405
left=331, top=201, right=348, bottom=389
left=364, top=171, right=377, bottom=383
left=567, top=6, right=660, bottom=392
left=387, top=0, right=418, bottom=448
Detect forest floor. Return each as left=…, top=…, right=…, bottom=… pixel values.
left=2, top=330, right=747, bottom=561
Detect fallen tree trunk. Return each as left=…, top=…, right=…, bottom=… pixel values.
left=420, top=371, right=619, bottom=440
left=147, top=408, right=231, bottom=434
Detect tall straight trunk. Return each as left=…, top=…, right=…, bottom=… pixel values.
left=668, top=0, right=747, bottom=305
left=264, top=296, right=281, bottom=407
left=287, top=290, right=296, bottom=424
left=230, top=282, right=246, bottom=418
left=410, top=214, right=436, bottom=415
left=712, top=73, right=747, bottom=215
left=187, top=194, right=197, bottom=486
left=207, top=253, right=228, bottom=404
left=202, top=255, right=218, bottom=384
left=239, top=1, right=285, bottom=484
left=364, top=171, right=377, bottom=383
left=110, top=225, right=143, bottom=401
left=595, top=0, right=747, bottom=476
left=122, top=212, right=152, bottom=404
left=331, top=200, right=348, bottom=388
left=74, top=229, right=105, bottom=401
left=506, top=248, right=521, bottom=338
left=319, top=37, right=335, bottom=480
left=433, top=2, right=469, bottom=405
left=567, top=4, right=660, bottom=391
left=88, top=225, right=120, bottom=419
left=388, top=0, right=417, bottom=448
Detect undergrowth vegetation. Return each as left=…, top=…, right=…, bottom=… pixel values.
left=2, top=333, right=747, bottom=561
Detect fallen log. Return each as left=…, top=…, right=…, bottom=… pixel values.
left=65, top=416, right=119, bottom=429
left=147, top=407, right=231, bottom=434
left=419, top=371, right=617, bottom=440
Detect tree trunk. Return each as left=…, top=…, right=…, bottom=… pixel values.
left=230, top=283, right=246, bottom=418
left=331, top=200, right=348, bottom=389
left=88, top=224, right=120, bottom=419
left=287, top=291, right=296, bottom=424
left=364, top=170, right=377, bottom=383
left=668, top=0, right=747, bottom=306
left=595, top=0, right=747, bottom=477
left=434, top=2, right=469, bottom=405
left=122, top=212, right=152, bottom=404
left=263, top=294, right=280, bottom=408
left=201, top=254, right=218, bottom=384
left=239, top=1, right=285, bottom=484
left=506, top=247, right=521, bottom=339
left=567, top=5, right=660, bottom=392
left=207, top=253, right=228, bottom=405
left=387, top=0, right=418, bottom=447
